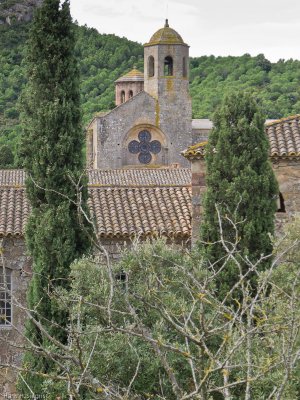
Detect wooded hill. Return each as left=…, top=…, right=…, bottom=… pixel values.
left=1, top=20, right=300, bottom=166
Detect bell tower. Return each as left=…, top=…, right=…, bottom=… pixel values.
left=144, top=19, right=190, bottom=99
left=143, top=20, right=192, bottom=166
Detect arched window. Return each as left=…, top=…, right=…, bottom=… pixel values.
left=120, top=90, right=125, bottom=104
left=164, top=56, right=173, bottom=76
left=277, top=192, right=286, bottom=213
left=148, top=56, right=155, bottom=77
left=129, top=90, right=133, bottom=99
left=0, top=267, right=12, bottom=327
left=183, top=57, right=187, bottom=77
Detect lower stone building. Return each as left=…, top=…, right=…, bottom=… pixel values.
left=1, top=115, right=300, bottom=396
left=0, top=167, right=192, bottom=397
left=182, top=114, right=300, bottom=242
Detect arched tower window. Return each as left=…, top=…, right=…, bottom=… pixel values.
left=148, top=56, right=155, bottom=77
left=129, top=90, right=133, bottom=99
left=183, top=57, right=187, bottom=77
left=120, top=90, right=125, bottom=104
left=164, top=56, right=173, bottom=76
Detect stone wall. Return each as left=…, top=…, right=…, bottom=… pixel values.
left=90, top=91, right=157, bottom=169
left=191, top=128, right=210, bottom=145
left=88, top=85, right=191, bottom=169
left=115, top=81, right=144, bottom=106
left=273, top=161, right=300, bottom=213
left=87, top=38, right=193, bottom=170
left=189, top=157, right=300, bottom=240
left=0, top=237, right=31, bottom=398
left=273, top=160, right=300, bottom=231
left=190, top=159, right=206, bottom=245
left=144, top=43, right=192, bottom=168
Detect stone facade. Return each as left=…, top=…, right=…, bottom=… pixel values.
left=273, top=160, right=300, bottom=230
left=183, top=139, right=300, bottom=238
left=115, top=68, right=144, bottom=106
left=87, top=20, right=192, bottom=169
left=0, top=238, right=31, bottom=398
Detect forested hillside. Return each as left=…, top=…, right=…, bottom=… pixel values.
left=0, top=21, right=144, bottom=166
left=1, top=18, right=300, bottom=166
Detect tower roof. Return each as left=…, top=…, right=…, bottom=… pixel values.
left=115, top=68, right=144, bottom=83
left=144, top=19, right=187, bottom=47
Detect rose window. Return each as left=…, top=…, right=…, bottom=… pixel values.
left=128, top=130, right=161, bottom=164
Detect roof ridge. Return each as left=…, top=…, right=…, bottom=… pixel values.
left=265, top=114, right=300, bottom=127
left=88, top=168, right=191, bottom=172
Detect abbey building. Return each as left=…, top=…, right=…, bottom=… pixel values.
left=86, top=20, right=208, bottom=170
left=1, top=20, right=300, bottom=395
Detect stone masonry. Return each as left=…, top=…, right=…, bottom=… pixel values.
left=0, top=238, right=31, bottom=398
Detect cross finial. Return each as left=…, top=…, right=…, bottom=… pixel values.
left=165, top=19, right=169, bottom=27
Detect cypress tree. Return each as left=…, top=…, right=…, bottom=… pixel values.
left=18, top=0, right=90, bottom=394
left=200, top=92, right=278, bottom=297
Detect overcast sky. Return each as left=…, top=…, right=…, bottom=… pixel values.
left=70, top=0, right=300, bottom=62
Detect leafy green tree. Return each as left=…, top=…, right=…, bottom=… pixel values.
left=0, top=144, right=14, bottom=167
left=200, top=92, right=278, bottom=297
left=17, top=0, right=90, bottom=394
left=10, top=231, right=300, bottom=399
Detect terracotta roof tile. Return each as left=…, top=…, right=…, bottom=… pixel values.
left=88, top=168, right=191, bottom=187
left=181, top=142, right=207, bottom=160
left=0, top=169, right=26, bottom=186
left=184, top=115, right=300, bottom=161
left=0, top=169, right=192, bottom=239
left=266, top=115, right=300, bottom=160
left=115, top=68, right=144, bottom=83
left=0, top=188, right=30, bottom=237
left=0, top=169, right=191, bottom=187
left=88, top=187, right=191, bottom=238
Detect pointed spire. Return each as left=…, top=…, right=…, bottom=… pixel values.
left=165, top=19, right=169, bottom=28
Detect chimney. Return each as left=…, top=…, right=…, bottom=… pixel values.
left=181, top=143, right=207, bottom=245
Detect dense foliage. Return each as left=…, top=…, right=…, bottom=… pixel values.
left=18, top=0, right=90, bottom=394
left=25, top=229, right=300, bottom=399
left=200, top=92, right=278, bottom=297
left=1, top=19, right=300, bottom=166
left=0, top=20, right=143, bottom=166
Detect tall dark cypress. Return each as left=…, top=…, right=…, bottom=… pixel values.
left=18, top=0, right=90, bottom=394
left=200, top=92, right=278, bottom=298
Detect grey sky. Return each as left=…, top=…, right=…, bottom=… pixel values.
left=70, top=0, right=300, bottom=61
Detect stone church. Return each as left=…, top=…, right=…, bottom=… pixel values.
left=1, top=20, right=300, bottom=395
left=86, top=19, right=209, bottom=170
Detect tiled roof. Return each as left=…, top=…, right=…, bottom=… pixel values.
left=184, top=115, right=300, bottom=161
left=0, top=188, right=30, bottom=237
left=145, top=20, right=186, bottom=47
left=0, top=169, right=192, bottom=239
left=0, top=169, right=191, bottom=187
left=115, top=68, right=144, bottom=82
left=181, top=142, right=207, bottom=160
left=266, top=115, right=300, bottom=160
left=0, top=169, right=25, bottom=186
left=88, top=168, right=191, bottom=187
left=88, top=187, right=191, bottom=238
